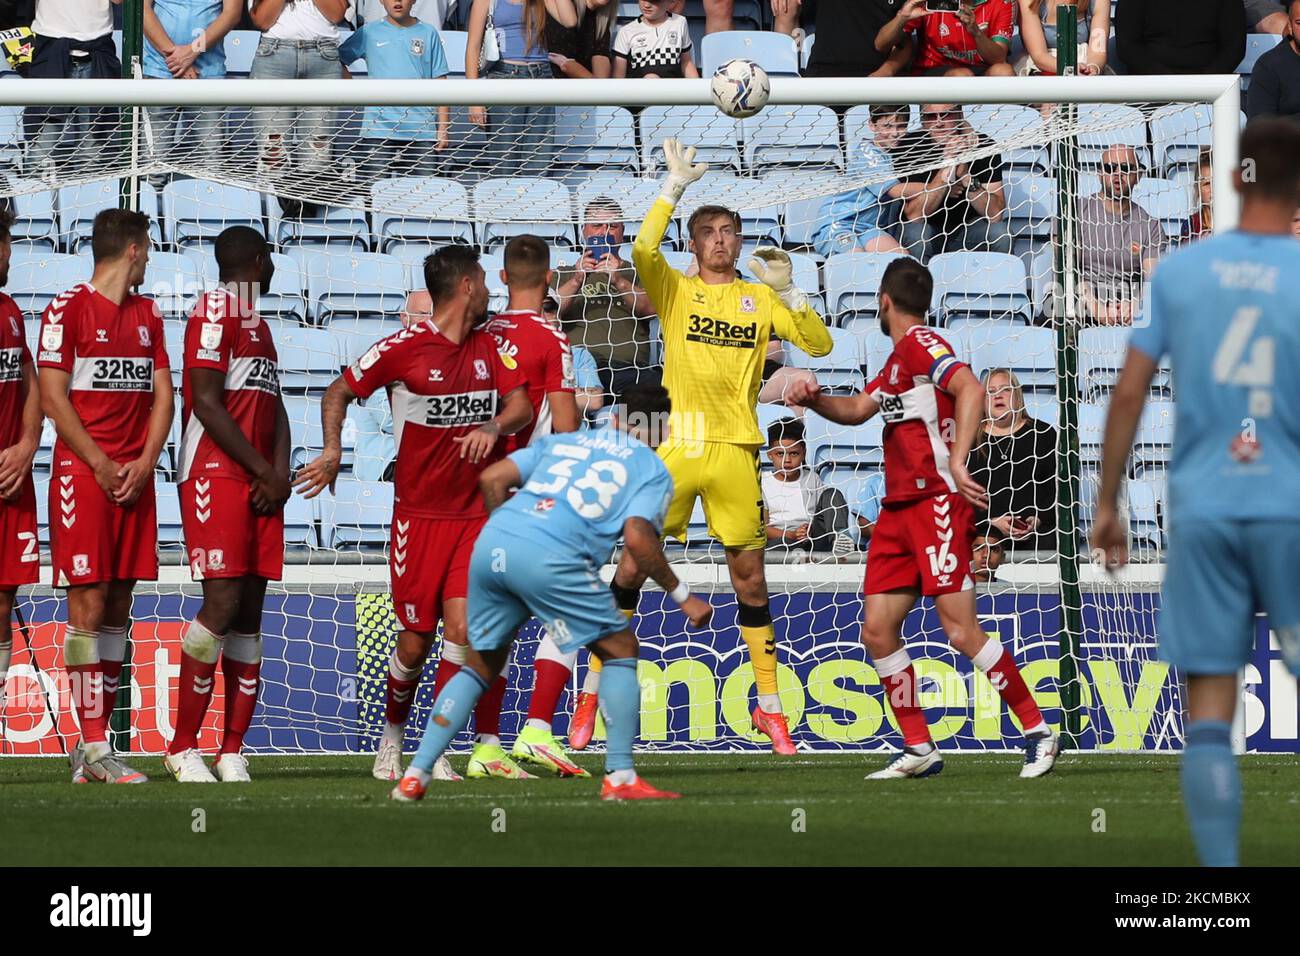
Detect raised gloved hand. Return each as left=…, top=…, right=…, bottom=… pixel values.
left=660, top=137, right=708, bottom=205
left=748, top=246, right=808, bottom=312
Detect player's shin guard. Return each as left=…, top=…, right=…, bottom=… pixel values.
left=171, top=618, right=224, bottom=754
left=738, top=602, right=780, bottom=712
left=527, top=634, right=577, bottom=728
left=411, top=668, right=490, bottom=774
left=433, top=639, right=466, bottom=699
left=385, top=648, right=421, bottom=731
left=65, top=627, right=107, bottom=755
left=598, top=658, right=639, bottom=778
left=220, top=632, right=261, bottom=755
left=1182, top=720, right=1240, bottom=867
left=970, top=638, right=1047, bottom=733
left=875, top=647, right=933, bottom=749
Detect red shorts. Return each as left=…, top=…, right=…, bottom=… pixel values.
left=392, top=513, right=486, bottom=632
left=865, top=492, right=975, bottom=597
left=0, top=478, right=39, bottom=588
left=181, top=476, right=284, bottom=582
left=50, top=473, right=158, bottom=586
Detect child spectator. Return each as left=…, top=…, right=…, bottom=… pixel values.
left=815, top=104, right=911, bottom=256
left=340, top=0, right=452, bottom=186
left=762, top=418, right=854, bottom=557
left=613, top=0, right=699, bottom=78
left=971, top=521, right=1006, bottom=583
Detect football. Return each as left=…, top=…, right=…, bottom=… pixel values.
left=710, top=58, right=771, bottom=119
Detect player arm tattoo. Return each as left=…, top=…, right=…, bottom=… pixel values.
left=190, top=367, right=275, bottom=480
left=1097, top=349, right=1160, bottom=511
left=321, top=375, right=358, bottom=454
left=479, top=458, right=523, bottom=513
left=622, top=516, right=682, bottom=596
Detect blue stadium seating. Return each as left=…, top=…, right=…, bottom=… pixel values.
left=788, top=327, right=864, bottom=394
left=1003, top=172, right=1055, bottom=258
left=8, top=251, right=85, bottom=318
left=818, top=463, right=882, bottom=525
left=1132, top=178, right=1194, bottom=238
left=575, top=173, right=675, bottom=246
left=371, top=176, right=473, bottom=250
left=1073, top=104, right=1149, bottom=171
left=640, top=106, right=740, bottom=173
left=823, top=251, right=915, bottom=325
left=700, top=30, right=800, bottom=78
left=276, top=325, right=340, bottom=392
left=136, top=250, right=206, bottom=319
left=553, top=106, right=639, bottom=173
left=0, top=105, right=22, bottom=167
left=321, top=478, right=393, bottom=550
left=1023, top=393, right=1059, bottom=429
left=804, top=415, right=884, bottom=468
left=283, top=492, right=320, bottom=549
left=294, top=248, right=407, bottom=323
left=332, top=316, right=404, bottom=367
left=1149, top=103, right=1212, bottom=175
left=10, top=185, right=58, bottom=248
left=742, top=105, right=841, bottom=174
left=57, top=179, right=162, bottom=253
left=1077, top=326, right=1173, bottom=400
left=678, top=172, right=783, bottom=247
left=258, top=252, right=311, bottom=324
left=1237, top=33, right=1282, bottom=90
left=284, top=393, right=327, bottom=472
left=155, top=482, right=186, bottom=548
left=473, top=178, right=577, bottom=250
left=928, top=252, right=1031, bottom=326
left=964, top=324, right=1056, bottom=392
left=270, top=204, right=369, bottom=250
left=1127, top=474, right=1168, bottom=551
left=163, top=179, right=265, bottom=249
left=965, top=104, right=1048, bottom=173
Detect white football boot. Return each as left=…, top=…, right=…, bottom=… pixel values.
left=431, top=756, right=463, bottom=782
left=372, top=736, right=403, bottom=781
left=866, top=747, right=944, bottom=780
left=1020, top=730, right=1060, bottom=779
left=164, top=748, right=218, bottom=783
left=214, top=752, right=252, bottom=783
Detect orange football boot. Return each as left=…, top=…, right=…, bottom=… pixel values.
left=752, top=706, right=797, bottom=755
left=568, top=691, right=599, bottom=750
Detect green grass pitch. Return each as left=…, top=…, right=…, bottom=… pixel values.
left=4, top=753, right=1298, bottom=866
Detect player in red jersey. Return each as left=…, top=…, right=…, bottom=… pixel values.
left=37, top=209, right=174, bottom=785
left=0, top=209, right=42, bottom=718
left=480, top=236, right=590, bottom=778
left=789, top=257, right=1059, bottom=779
left=296, top=246, right=532, bottom=783
left=165, top=228, right=291, bottom=784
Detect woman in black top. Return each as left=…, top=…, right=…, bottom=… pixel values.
left=969, top=368, right=1058, bottom=551
left=546, top=0, right=616, bottom=77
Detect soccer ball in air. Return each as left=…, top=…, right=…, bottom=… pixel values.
left=710, top=59, right=770, bottom=119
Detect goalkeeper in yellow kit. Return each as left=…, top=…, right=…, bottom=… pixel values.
left=568, top=139, right=833, bottom=755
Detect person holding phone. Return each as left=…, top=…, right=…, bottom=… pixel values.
left=968, top=368, right=1058, bottom=552
left=876, top=0, right=1015, bottom=76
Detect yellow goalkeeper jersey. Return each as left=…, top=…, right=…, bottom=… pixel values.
left=633, top=196, right=833, bottom=446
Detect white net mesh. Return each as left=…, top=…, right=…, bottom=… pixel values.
left=0, top=85, right=1242, bottom=756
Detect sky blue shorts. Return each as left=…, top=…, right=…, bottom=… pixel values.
left=1160, top=519, right=1300, bottom=676
left=467, top=524, right=629, bottom=655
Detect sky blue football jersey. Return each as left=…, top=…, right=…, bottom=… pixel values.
left=491, top=427, right=674, bottom=565
left=1129, top=230, right=1300, bottom=522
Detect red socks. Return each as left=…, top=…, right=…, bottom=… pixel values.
left=875, top=647, right=932, bottom=748
left=385, top=648, right=422, bottom=729
left=221, top=632, right=261, bottom=755
left=474, top=675, right=508, bottom=737
left=528, top=659, right=571, bottom=725
left=973, top=639, right=1045, bottom=733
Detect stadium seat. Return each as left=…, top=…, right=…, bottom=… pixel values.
left=1134, top=400, right=1175, bottom=476
left=928, top=252, right=1031, bottom=326
left=8, top=251, right=85, bottom=319
left=276, top=325, right=340, bottom=392
left=553, top=106, right=639, bottom=173
left=285, top=394, right=328, bottom=471
left=155, top=483, right=186, bottom=548
left=282, top=492, right=320, bottom=549
left=1237, top=33, right=1282, bottom=89
left=742, top=105, right=842, bottom=174
left=1148, top=104, right=1211, bottom=176
left=818, top=463, right=882, bottom=527
left=137, top=250, right=206, bottom=319
left=575, top=174, right=675, bottom=246
left=473, top=177, right=577, bottom=250
left=788, top=326, right=864, bottom=394
left=1028, top=244, right=1056, bottom=323
left=757, top=403, right=795, bottom=433
left=1132, top=177, right=1194, bottom=238
left=162, top=179, right=265, bottom=249
left=1127, top=474, right=1167, bottom=552
left=1003, top=172, right=1055, bottom=258
left=295, top=249, right=407, bottom=324
left=321, top=478, right=393, bottom=550
left=1073, top=104, right=1149, bottom=172
left=371, top=176, right=473, bottom=251
left=269, top=203, right=369, bottom=250
left=478, top=250, right=509, bottom=312
left=804, top=415, right=883, bottom=468
left=57, top=179, right=161, bottom=253
left=163, top=319, right=185, bottom=381
left=1023, top=393, right=1059, bottom=429
left=823, top=251, right=915, bottom=326
left=1077, top=326, right=1172, bottom=400
left=700, top=30, right=799, bottom=78
left=438, top=30, right=469, bottom=76
left=257, top=252, right=310, bottom=324
left=964, top=324, right=1056, bottom=392
left=964, top=104, right=1048, bottom=173
left=0, top=105, right=22, bottom=167
left=331, top=316, right=404, bottom=366
left=677, top=172, right=783, bottom=247
left=1077, top=402, right=1106, bottom=464
left=388, top=242, right=436, bottom=292
left=9, top=183, right=58, bottom=249
left=640, top=106, right=740, bottom=174
left=223, top=31, right=262, bottom=77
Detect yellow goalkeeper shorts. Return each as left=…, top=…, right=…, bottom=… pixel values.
left=659, top=439, right=767, bottom=551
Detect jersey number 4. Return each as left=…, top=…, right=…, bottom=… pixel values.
left=524, top=444, right=629, bottom=519
left=1213, top=306, right=1274, bottom=417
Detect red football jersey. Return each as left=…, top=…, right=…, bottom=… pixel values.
left=343, top=321, right=527, bottom=519
left=482, top=309, right=576, bottom=451
left=36, top=284, right=169, bottom=476
left=0, top=293, right=32, bottom=450
left=179, top=288, right=282, bottom=483
left=910, top=0, right=1015, bottom=72
left=866, top=325, right=969, bottom=506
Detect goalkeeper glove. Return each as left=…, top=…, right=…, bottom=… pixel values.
left=659, top=137, right=708, bottom=206
left=748, top=246, right=808, bottom=312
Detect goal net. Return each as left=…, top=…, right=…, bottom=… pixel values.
left=5, top=74, right=1287, bottom=759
